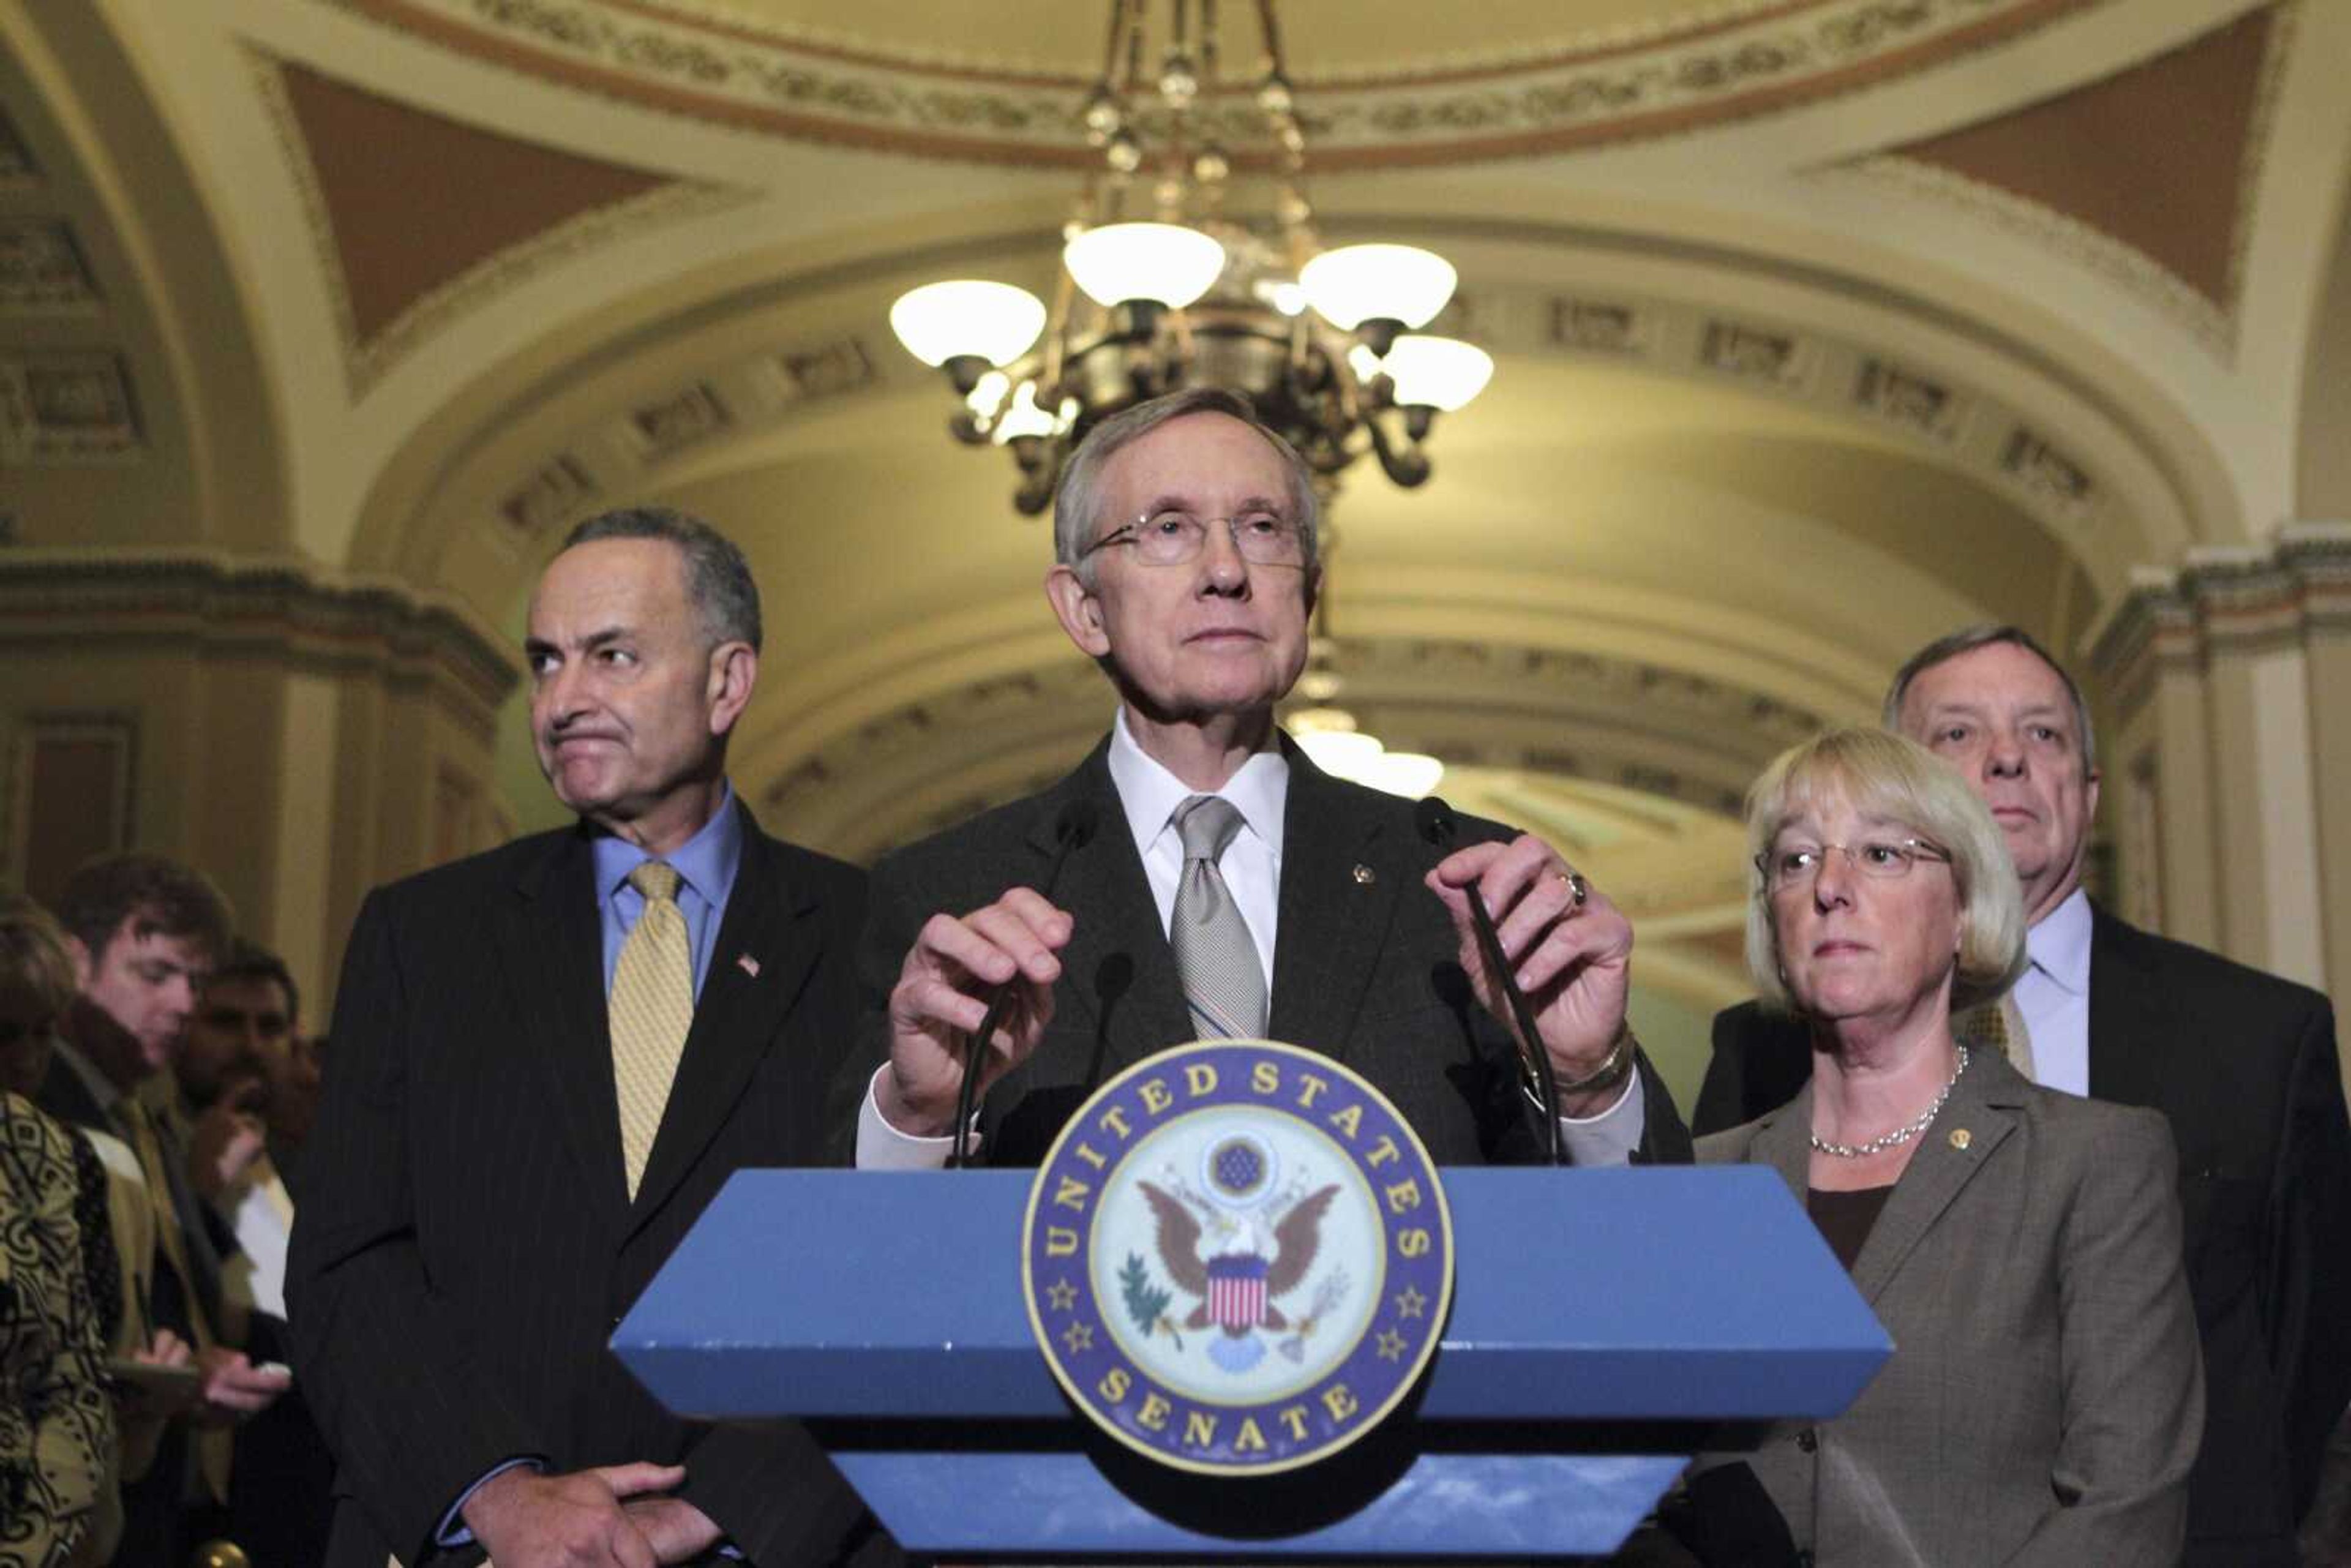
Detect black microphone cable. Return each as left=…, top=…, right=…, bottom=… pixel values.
left=1416, top=797, right=1567, bottom=1166
left=950, top=799, right=1100, bottom=1168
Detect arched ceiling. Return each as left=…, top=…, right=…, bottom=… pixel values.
left=7, top=0, right=2351, bottom=1039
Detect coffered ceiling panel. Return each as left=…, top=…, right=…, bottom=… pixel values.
left=266, top=56, right=747, bottom=394
left=1878, top=1, right=2282, bottom=342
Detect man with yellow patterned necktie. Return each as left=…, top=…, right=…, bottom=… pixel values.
left=290, top=510, right=891, bottom=1568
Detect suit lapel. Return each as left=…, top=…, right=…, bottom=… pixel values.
left=496, top=827, right=630, bottom=1229
left=1267, top=747, right=1399, bottom=1062
left=2083, top=902, right=2162, bottom=1108
left=627, top=808, right=822, bottom=1236
left=1048, top=748, right=1191, bottom=1074
left=1846, top=1051, right=2023, bottom=1305
left=1745, top=1085, right=1817, bottom=1206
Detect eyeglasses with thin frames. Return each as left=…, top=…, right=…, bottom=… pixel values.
left=1080, top=510, right=1308, bottom=569
left=1758, top=836, right=1953, bottom=895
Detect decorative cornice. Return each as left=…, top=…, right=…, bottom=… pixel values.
left=0, top=549, right=522, bottom=719
left=317, top=0, right=2101, bottom=169
left=1830, top=154, right=2235, bottom=352
left=2089, top=525, right=2351, bottom=710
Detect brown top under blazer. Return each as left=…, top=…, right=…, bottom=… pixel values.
left=1697, top=1046, right=2205, bottom=1566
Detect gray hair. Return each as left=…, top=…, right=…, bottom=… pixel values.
left=1744, top=727, right=2028, bottom=1018
left=561, top=507, right=762, bottom=653
left=1883, top=624, right=2094, bottom=768
left=1051, top=388, right=1321, bottom=588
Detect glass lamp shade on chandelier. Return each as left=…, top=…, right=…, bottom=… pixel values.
left=887, top=0, right=1494, bottom=517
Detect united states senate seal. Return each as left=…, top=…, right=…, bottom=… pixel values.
left=1021, top=1038, right=1453, bottom=1476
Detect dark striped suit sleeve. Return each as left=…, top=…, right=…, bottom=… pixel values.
left=285, top=888, right=546, bottom=1562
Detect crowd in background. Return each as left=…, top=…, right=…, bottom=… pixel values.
left=1, top=864, right=329, bottom=1567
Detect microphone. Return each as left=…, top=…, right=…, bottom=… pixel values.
left=953, top=800, right=1100, bottom=1167
left=1417, top=796, right=1565, bottom=1165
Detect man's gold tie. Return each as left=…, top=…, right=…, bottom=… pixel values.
left=124, top=1097, right=233, bottom=1502
left=121, top=1096, right=213, bottom=1352
left=610, top=861, right=694, bottom=1199
left=1960, top=991, right=2036, bottom=1080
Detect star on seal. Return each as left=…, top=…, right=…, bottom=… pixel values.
left=1393, top=1286, right=1428, bottom=1320
left=1046, top=1278, right=1079, bottom=1311
left=1375, top=1329, right=1408, bottom=1362
left=1060, top=1321, right=1095, bottom=1354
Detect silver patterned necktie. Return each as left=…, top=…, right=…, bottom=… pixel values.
left=1171, top=795, right=1269, bottom=1039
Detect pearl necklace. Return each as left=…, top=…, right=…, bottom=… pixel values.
left=1809, top=1045, right=1970, bottom=1159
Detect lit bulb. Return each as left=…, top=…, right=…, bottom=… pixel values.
left=889, top=281, right=1046, bottom=367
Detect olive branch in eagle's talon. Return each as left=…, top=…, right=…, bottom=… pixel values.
left=1120, top=1252, right=1185, bottom=1350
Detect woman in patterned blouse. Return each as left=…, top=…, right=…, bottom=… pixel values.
left=1, top=894, right=117, bottom=1568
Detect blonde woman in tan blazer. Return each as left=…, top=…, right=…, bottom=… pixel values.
left=1685, top=730, right=2203, bottom=1566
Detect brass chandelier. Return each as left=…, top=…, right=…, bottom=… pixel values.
left=887, top=0, right=1493, bottom=516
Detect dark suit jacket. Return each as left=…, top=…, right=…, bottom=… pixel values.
left=1696, top=1049, right=2203, bottom=1565
left=1695, top=901, right=2351, bottom=1565
left=837, top=737, right=1692, bottom=1168
left=287, top=803, right=879, bottom=1568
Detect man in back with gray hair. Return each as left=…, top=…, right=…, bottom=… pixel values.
left=1697, top=622, right=2351, bottom=1566
left=290, top=508, right=890, bottom=1567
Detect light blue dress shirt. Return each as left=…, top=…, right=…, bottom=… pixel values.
left=591, top=781, right=744, bottom=999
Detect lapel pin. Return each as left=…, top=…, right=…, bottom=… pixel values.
left=1351, top=863, right=1376, bottom=886
left=1948, top=1128, right=1971, bottom=1150
left=736, top=953, right=761, bottom=979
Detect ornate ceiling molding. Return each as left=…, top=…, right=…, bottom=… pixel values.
left=0, top=548, right=522, bottom=734
left=0, top=351, right=142, bottom=465
left=0, top=220, right=102, bottom=315
left=473, top=266, right=2120, bottom=562
left=756, top=634, right=1827, bottom=866
left=317, top=0, right=2102, bottom=168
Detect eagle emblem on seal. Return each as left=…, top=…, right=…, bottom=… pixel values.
left=1141, top=1180, right=1337, bottom=1337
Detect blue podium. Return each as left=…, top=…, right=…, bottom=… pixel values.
left=613, top=1166, right=1887, bottom=1559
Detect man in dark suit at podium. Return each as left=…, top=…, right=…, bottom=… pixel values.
left=290, top=511, right=880, bottom=1568
left=841, top=388, right=1690, bottom=1171
left=1696, top=625, right=2351, bottom=1566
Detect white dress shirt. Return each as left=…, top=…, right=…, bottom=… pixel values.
left=216, top=1153, right=294, bottom=1323
left=2014, top=886, right=2095, bottom=1096
left=860, top=710, right=1645, bottom=1165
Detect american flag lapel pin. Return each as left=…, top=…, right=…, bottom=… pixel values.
left=736, top=952, right=761, bottom=979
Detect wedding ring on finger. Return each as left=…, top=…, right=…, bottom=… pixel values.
left=1554, top=867, right=1590, bottom=910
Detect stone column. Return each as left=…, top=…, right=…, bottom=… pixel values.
left=2090, top=523, right=2351, bottom=1009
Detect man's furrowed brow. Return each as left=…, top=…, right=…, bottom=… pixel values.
left=525, top=625, right=631, bottom=657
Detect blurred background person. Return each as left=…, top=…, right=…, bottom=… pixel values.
left=1680, top=729, right=2202, bottom=1564
left=264, top=1031, right=323, bottom=1191
left=174, top=938, right=334, bottom=1567
left=1, top=891, right=120, bottom=1566
left=34, top=854, right=288, bottom=1565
